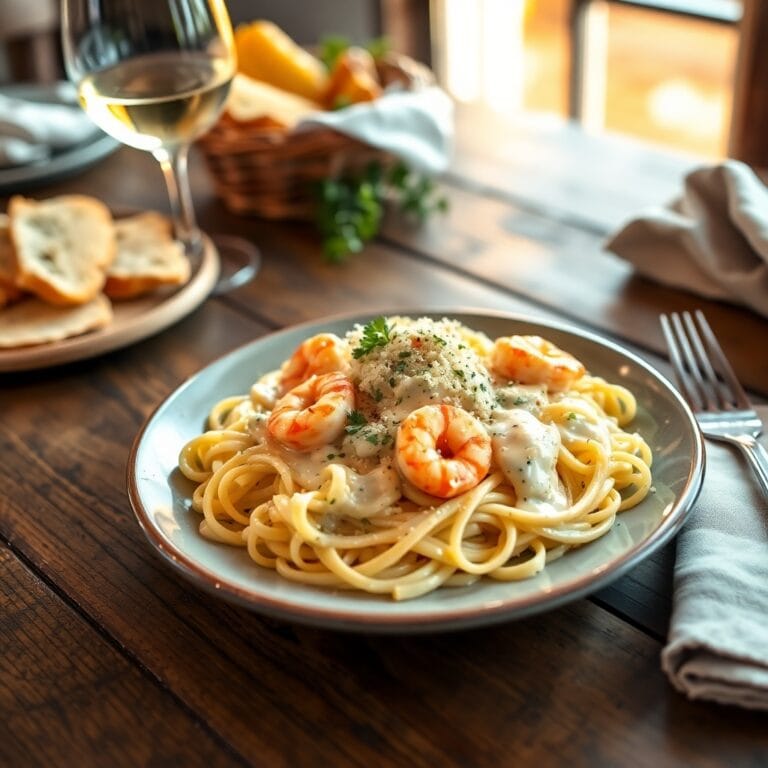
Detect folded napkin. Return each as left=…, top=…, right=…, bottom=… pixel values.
left=661, top=404, right=768, bottom=711
left=606, top=160, right=768, bottom=318
left=0, top=91, right=100, bottom=169
left=0, top=137, right=49, bottom=167
left=296, top=85, right=453, bottom=175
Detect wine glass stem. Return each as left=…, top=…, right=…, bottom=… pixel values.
left=153, top=143, right=201, bottom=253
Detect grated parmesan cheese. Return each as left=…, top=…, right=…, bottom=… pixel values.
left=346, top=317, right=496, bottom=428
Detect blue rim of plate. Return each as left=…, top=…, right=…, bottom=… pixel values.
left=128, top=307, right=704, bottom=633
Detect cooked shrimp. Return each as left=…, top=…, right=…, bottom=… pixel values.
left=268, top=372, right=355, bottom=450
left=492, top=335, right=585, bottom=392
left=279, top=333, right=351, bottom=393
left=395, top=404, right=491, bottom=499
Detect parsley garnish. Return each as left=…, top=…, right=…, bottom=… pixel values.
left=352, top=317, right=391, bottom=358
left=345, top=410, right=368, bottom=434
left=316, top=162, right=448, bottom=262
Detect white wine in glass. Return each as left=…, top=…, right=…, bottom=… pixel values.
left=77, top=52, right=233, bottom=152
left=61, top=0, right=237, bottom=253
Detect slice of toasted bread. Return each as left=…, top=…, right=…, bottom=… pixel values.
left=0, top=293, right=112, bottom=348
left=104, top=212, right=190, bottom=299
left=0, top=214, right=24, bottom=307
left=9, top=195, right=116, bottom=306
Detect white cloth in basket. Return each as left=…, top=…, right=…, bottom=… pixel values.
left=296, top=86, right=453, bottom=175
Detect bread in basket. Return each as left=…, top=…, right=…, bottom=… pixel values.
left=198, top=21, right=439, bottom=220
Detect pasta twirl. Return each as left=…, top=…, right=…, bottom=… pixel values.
left=178, top=316, right=652, bottom=600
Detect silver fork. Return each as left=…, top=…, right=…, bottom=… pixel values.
left=660, top=310, right=768, bottom=499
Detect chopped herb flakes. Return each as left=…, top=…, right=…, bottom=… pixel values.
left=345, top=410, right=368, bottom=434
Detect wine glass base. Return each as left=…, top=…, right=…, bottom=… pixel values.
left=208, top=234, right=261, bottom=296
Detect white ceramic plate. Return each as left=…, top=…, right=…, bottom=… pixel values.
left=0, top=234, right=219, bottom=372
left=128, top=310, right=704, bottom=632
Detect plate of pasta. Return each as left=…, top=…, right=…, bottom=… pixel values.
left=128, top=310, right=703, bottom=631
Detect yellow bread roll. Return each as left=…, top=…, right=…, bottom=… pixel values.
left=234, top=21, right=327, bottom=102
left=323, top=47, right=381, bottom=108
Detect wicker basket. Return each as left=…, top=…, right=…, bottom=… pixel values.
left=198, top=54, right=434, bottom=220
left=199, top=123, right=394, bottom=220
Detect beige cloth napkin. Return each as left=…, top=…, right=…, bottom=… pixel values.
left=606, top=160, right=768, bottom=318
left=661, top=404, right=768, bottom=710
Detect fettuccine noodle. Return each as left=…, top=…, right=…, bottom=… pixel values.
left=179, top=316, right=652, bottom=600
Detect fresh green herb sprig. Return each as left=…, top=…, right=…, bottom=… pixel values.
left=319, top=35, right=391, bottom=71
left=316, top=161, right=448, bottom=262
left=317, top=170, right=383, bottom=263
left=352, top=316, right=391, bottom=358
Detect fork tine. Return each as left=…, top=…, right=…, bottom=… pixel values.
left=692, top=309, right=751, bottom=409
left=681, top=311, right=731, bottom=410
left=672, top=311, right=716, bottom=409
left=660, top=313, right=703, bottom=410
left=661, top=311, right=767, bottom=498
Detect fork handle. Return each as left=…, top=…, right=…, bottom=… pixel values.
left=731, top=435, right=768, bottom=500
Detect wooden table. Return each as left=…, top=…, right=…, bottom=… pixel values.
left=2, top=118, right=767, bottom=766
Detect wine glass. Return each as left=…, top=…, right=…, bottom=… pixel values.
left=61, top=0, right=259, bottom=288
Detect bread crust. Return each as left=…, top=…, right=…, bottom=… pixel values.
left=9, top=195, right=116, bottom=306
left=104, top=212, right=190, bottom=299
left=0, top=293, right=113, bottom=348
left=0, top=214, right=23, bottom=308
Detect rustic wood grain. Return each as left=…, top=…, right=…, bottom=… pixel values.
left=449, top=104, right=699, bottom=233
left=593, top=546, right=675, bottom=640
left=0, top=546, right=243, bottom=768
left=4, top=132, right=768, bottom=767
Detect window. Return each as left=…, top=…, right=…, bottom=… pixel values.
left=430, top=0, right=742, bottom=158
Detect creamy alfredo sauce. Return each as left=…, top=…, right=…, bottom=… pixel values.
left=490, top=408, right=569, bottom=515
